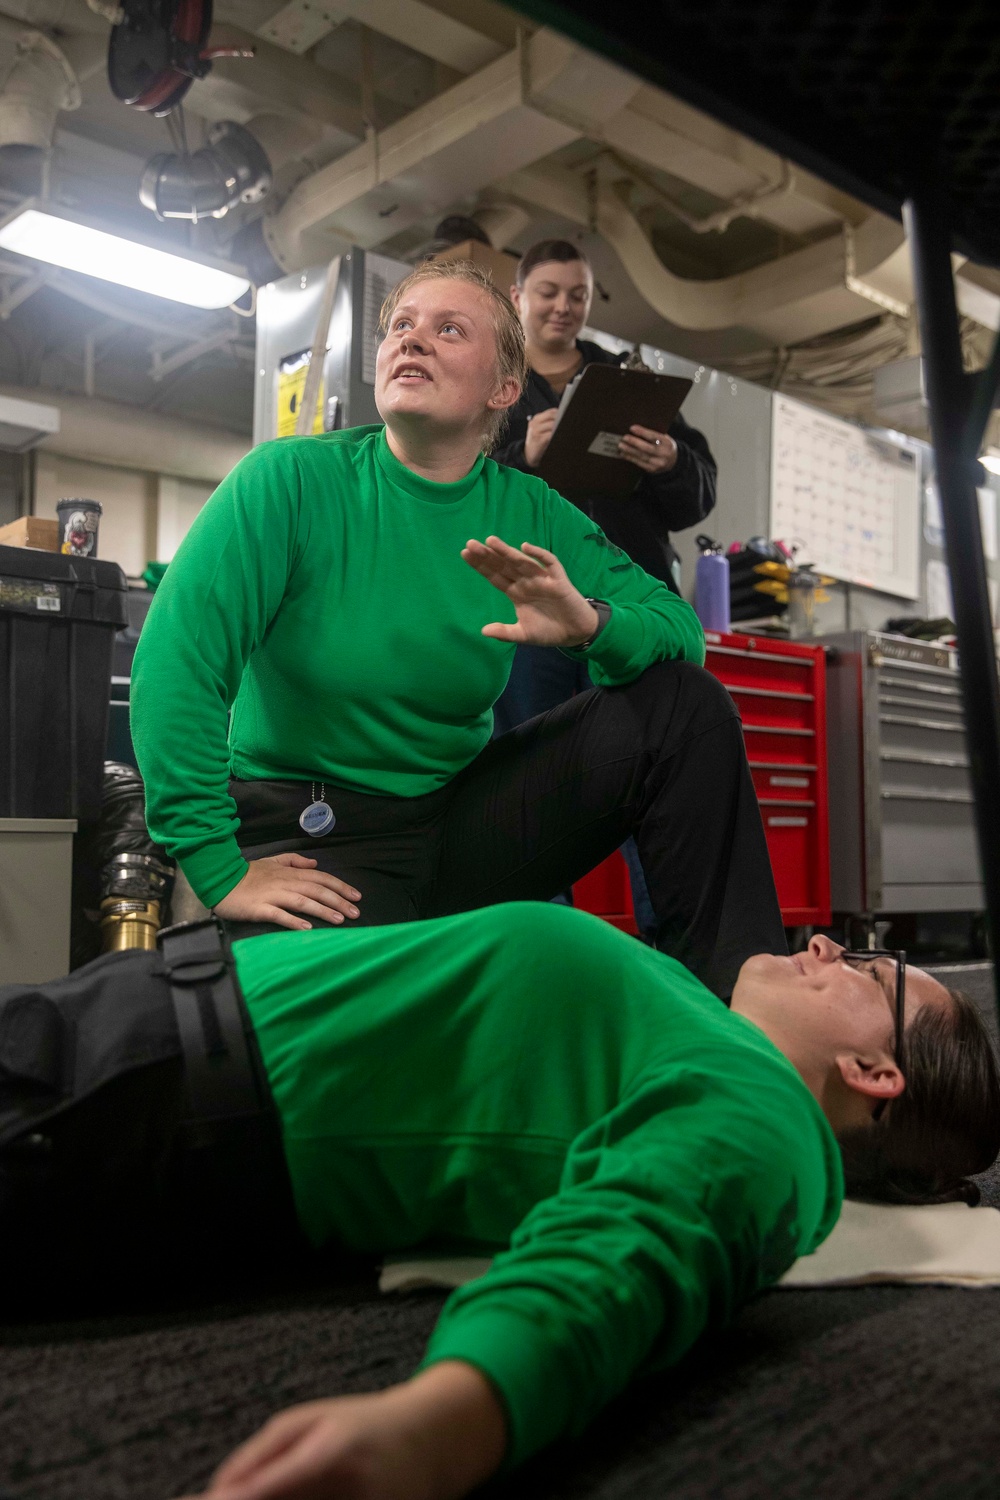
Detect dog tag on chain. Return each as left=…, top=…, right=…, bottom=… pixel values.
left=299, top=801, right=335, bottom=836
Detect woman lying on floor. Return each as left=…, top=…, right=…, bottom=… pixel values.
left=0, top=907, right=996, bottom=1500
left=131, top=257, right=784, bottom=1000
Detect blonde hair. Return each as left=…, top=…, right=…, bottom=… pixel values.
left=378, top=258, right=527, bottom=451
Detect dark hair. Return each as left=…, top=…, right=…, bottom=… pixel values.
left=838, top=988, right=1000, bottom=1205
left=515, top=238, right=591, bottom=288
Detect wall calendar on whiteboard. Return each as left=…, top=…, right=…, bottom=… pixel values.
left=770, top=394, right=921, bottom=599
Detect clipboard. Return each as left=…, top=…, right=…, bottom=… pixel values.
left=535, top=364, right=693, bottom=499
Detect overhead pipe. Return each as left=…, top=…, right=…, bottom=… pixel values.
left=0, top=25, right=79, bottom=150
left=236, top=21, right=900, bottom=342
left=598, top=188, right=906, bottom=332
left=599, top=91, right=856, bottom=239
left=249, top=30, right=639, bottom=278
left=500, top=165, right=905, bottom=334
left=602, top=147, right=796, bottom=236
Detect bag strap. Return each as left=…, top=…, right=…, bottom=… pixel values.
left=157, top=918, right=263, bottom=1123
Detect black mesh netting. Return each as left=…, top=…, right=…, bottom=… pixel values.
left=512, top=0, right=1000, bottom=265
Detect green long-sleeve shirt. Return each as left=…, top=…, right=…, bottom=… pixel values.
left=131, top=426, right=704, bottom=908
left=234, top=901, right=842, bottom=1468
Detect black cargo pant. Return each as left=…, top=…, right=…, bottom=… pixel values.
left=0, top=949, right=302, bottom=1306
left=229, top=659, right=787, bottom=998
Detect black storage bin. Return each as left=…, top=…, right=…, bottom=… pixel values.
left=0, top=544, right=128, bottom=823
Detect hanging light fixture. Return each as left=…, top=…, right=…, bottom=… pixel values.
left=0, top=200, right=250, bottom=310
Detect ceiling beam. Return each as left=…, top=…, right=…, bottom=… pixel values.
left=263, top=31, right=640, bottom=268
left=256, top=0, right=504, bottom=73
left=150, top=329, right=238, bottom=382
left=606, top=88, right=863, bottom=234
left=191, top=24, right=365, bottom=139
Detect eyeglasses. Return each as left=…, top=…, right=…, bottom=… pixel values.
left=838, top=949, right=907, bottom=1121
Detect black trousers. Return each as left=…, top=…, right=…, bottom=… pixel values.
left=0, top=950, right=302, bottom=1305
left=229, top=660, right=786, bottom=998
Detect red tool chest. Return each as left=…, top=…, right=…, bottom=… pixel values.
left=573, top=632, right=831, bottom=930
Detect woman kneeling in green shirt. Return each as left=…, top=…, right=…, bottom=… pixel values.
left=132, top=260, right=784, bottom=997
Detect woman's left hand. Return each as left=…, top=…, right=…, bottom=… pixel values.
left=618, top=424, right=678, bottom=474
left=462, top=536, right=599, bottom=648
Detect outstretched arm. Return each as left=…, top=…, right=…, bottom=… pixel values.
left=179, top=1058, right=838, bottom=1499
left=463, top=494, right=705, bottom=683
left=177, top=1361, right=506, bottom=1500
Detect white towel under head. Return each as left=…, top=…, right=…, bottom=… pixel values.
left=778, top=1198, right=1000, bottom=1287
left=378, top=1200, right=1000, bottom=1295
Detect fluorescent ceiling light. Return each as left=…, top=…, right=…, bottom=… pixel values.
left=0, top=203, right=249, bottom=310
left=981, top=451, right=1000, bottom=476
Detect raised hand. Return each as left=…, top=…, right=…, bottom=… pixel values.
left=461, top=535, right=599, bottom=648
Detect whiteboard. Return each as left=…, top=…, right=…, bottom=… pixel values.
left=770, top=394, right=921, bottom=598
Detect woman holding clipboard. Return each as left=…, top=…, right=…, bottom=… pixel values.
left=493, top=239, right=718, bottom=924
left=494, top=241, right=717, bottom=726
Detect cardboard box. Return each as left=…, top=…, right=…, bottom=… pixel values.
left=427, top=239, right=520, bottom=292
left=0, top=516, right=60, bottom=552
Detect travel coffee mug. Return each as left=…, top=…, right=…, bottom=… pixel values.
left=57, top=497, right=102, bottom=557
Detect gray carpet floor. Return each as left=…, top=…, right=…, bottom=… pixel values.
left=2, top=963, right=998, bottom=1500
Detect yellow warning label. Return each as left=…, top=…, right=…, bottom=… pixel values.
left=277, top=349, right=324, bottom=438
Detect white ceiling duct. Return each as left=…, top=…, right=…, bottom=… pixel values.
left=239, top=22, right=905, bottom=346
left=0, top=27, right=79, bottom=150
left=599, top=89, right=852, bottom=239
left=254, top=30, right=640, bottom=274
left=257, top=0, right=505, bottom=73
left=0, top=389, right=57, bottom=449
left=500, top=165, right=906, bottom=343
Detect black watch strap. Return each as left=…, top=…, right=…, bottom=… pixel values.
left=577, top=598, right=612, bottom=650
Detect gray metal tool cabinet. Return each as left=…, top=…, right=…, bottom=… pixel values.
left=824, top=631, right=982, bottom=920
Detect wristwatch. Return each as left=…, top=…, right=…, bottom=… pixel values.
left=576, top=597, right=612, bottom=651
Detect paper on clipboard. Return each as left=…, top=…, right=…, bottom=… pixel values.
left=588, top=431, right=627, bottom=457
left=536, top=364, right=692, bottom=499
left=551, top=369, right=584, bottom=433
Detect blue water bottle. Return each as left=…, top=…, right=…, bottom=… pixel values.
left=694, top=534, right=730, bottom=632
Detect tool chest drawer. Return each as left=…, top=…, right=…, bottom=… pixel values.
left=824, top=632, right=985, bottom=914
left=574, top=633, right=831, bottom=933
left=705, top=632, right=831, bottom=926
